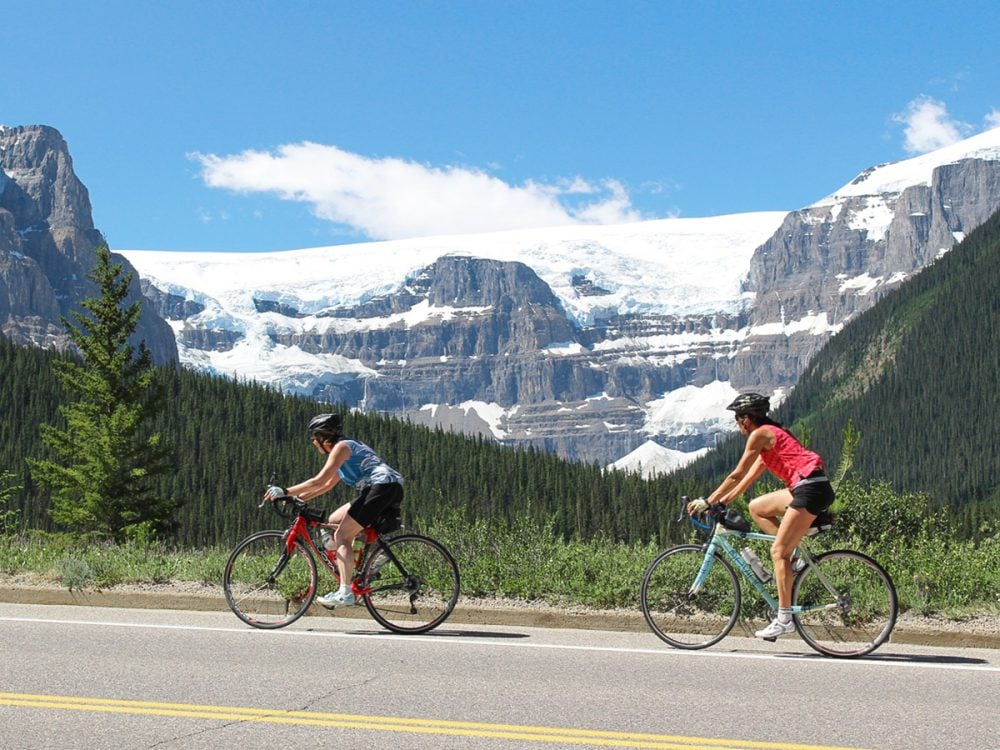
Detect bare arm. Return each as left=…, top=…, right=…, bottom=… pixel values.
left=706, top=427, right=773, bottom=506
left=286, top=442, right=351, bottom=501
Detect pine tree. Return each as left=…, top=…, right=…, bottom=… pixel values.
left=27, top=246, right=176, bottom=541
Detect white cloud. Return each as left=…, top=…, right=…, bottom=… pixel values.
left=191, top=143, right=643, bottom=240
left=986, top=109, right=1000, bottom=129
left=891, top=96, right=973, bottom=154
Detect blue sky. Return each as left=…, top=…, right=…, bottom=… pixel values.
left=4, top=1, right=998, bottom=252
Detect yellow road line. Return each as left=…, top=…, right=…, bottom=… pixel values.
left=0, top=692, right=865, bottom=750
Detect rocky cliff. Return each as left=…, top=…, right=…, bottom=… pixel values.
left=239, top=254, right=747, bottom=461
left=6, top=123, right=1000, bottom=469
left=0, top=125, right=176, bottom=363
left=733, top=142, right=1000, bottom=392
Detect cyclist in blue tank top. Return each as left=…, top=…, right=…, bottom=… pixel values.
left=263, top=413, right=403, bottom=607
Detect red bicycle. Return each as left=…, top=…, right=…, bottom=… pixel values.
left=223, top=495, right=460, bottom=634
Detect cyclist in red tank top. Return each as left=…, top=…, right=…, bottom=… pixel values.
left=687, top=393, right=834, bottom=640
left=757, top=424, right=824, bottom=488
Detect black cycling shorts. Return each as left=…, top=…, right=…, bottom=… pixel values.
left=789, top=477, right=835, bottom=516
left=347, top=482, right=403, bottom=528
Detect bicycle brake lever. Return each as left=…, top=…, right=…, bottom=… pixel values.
left=259, top=471, right=279, bottom=508
left=677, top=496, right=689, bottom=522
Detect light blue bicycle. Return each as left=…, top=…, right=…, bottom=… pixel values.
left=640, top=499, right=897, bottom=658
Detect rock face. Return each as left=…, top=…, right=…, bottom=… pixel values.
left=0, top=125, right=176, bottom=363
left=7, top=123, right=1000, bottom=467
left=135, top=246, right=762, bottom=463
left=262, top=255, right=744, bottom=461
left=733, top=153, right=1000, bottom=391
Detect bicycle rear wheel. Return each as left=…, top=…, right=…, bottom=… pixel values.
left=362, top=534, right=460, bottom=634
left=640, top=545, right=741, bottom=649
left=224, top=530, right=318, bottom=629
left=793, top=549, right=897, bottom=657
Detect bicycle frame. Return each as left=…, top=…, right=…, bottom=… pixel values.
left=695, top=525, right=837, bottom=617
left=280, top=515, right=397, bottom=599
left=642, top=500, right=897, bottom=656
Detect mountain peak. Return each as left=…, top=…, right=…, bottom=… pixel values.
left=813, top=126, right=1000, bottom=206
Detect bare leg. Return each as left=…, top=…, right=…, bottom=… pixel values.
left=769, top=506, right=816, bottom=609
left=748, top=489, right=792, bottom=536
left=328, top=502, right=363, bottom=586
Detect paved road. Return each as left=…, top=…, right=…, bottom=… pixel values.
left=1, top=603, right=997, bottom=749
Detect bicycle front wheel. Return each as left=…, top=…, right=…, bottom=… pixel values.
left=793, top=549, right=897, bottom=658
left=362, top=534, right=460, bottom=634
left=640, top=545, right=741, bottom=649
left=224, top=530, right=318, bottom=629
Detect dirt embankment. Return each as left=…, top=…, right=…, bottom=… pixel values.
left=2, top=576, right=998, bottom=649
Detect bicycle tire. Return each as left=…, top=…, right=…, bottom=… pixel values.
left=361, top=534, right=460, bottom=634
left=793, top=549, right=898, bottom=658
left=640, top=544, right=741, bottom=649
left=224, top=530, right=318, bottom=629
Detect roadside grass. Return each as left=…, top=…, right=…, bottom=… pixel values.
left=1, top=514, right=998, bottom=619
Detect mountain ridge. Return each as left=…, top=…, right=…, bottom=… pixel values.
left=120, top=128, right=1000, bottom=467
left=0, top=125, right=177, bottom=364
left=4, top=123, right=1000, bottom=468
left=770, top=206, right=1000, bottom=511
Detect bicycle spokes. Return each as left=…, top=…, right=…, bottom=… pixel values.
left=793, top=550, right=897, bottom=657
left=223, top=531, right=318, bottom=629
left=361, top=534, right=460, bottom=634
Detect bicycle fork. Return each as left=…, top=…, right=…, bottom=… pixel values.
left=266, top=528, right=302, bottom=584
left=690, top=543, right=719, bottom=594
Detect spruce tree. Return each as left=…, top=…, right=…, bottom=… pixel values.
left=28, top=246, right=176, bottom=541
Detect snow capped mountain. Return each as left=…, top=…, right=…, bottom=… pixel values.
left=123, top=210, right=785, bottom=328
left=608, top=440, right=710, bottom=479
left=117, top=127, right=1000, bottom=472
left=124, top=213, right=785, bottom=467
left=815, top=127, right=1000, bottom=205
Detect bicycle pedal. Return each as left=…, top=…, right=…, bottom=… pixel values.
left=763, top=636, right=777, bottom=643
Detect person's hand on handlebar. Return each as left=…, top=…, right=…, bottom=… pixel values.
left=263, top=485, right=286, bottom=502
left=687, top=497, right=709, bottom=516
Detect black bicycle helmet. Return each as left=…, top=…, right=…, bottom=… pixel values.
left=726, top=392, right=770, bottom=418
left=308, top=413, right=343, bottom=437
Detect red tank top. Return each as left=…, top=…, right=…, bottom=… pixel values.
left=759, top=425, right=824, bottom=488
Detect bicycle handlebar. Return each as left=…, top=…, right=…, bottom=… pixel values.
left=261, top=494, right=328, bottom=523
left=678, top=496, right=730, bottom=531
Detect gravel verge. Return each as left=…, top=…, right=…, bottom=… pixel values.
left=1, top=575, right=998, bottom=649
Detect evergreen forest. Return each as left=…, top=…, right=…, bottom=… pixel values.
left=1, top=339, right=704, bottom=547
left=2, top=209, right=999, bottom=548
left=766, top=205, right=1000, bottom=535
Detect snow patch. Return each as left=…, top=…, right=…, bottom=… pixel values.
left=641, top=381, right=740, bottom=438
left=845, top=196, right=894, bottom=241
left=838, top=273, right=882, bottom=296
left=812, top=126, right=1000, bottom=206
left=749, top=312, right=840, bottom=338
left=608, top=440, right=709, bottom=479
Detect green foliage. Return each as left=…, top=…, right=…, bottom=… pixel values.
left=0, top=530, right=229, bottom=589
left=26, top=247, right=175, bottom=542
left=773, top=208, right=1000, bottom=526
left=830, top=420, right=859, bottom=492
left=1, top=500, right=995, bottom=616
left=0, top=470, right=20, bottom=535
left=830, top=479, right=941, bottom=549
left=54, top=555, right=94, bottom=591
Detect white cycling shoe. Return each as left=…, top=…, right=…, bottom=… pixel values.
left=316, top=590, right=356, bottom=608
left=756, top=617, right=796, bottom=640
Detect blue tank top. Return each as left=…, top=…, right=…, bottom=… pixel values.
left=337, top=439, right=403, bottom=488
